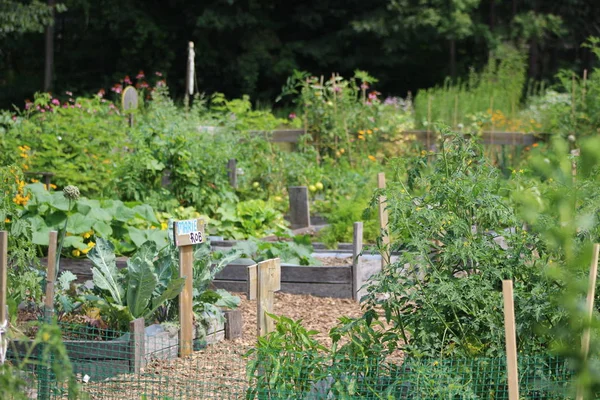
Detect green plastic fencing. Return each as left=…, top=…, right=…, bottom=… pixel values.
left=3, top=322, right=590, bottom=399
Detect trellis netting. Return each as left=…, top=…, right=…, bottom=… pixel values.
left=3, top=322, right=583, bottom=399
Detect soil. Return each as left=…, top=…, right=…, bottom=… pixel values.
left=313, top=256, right=353, bottom=266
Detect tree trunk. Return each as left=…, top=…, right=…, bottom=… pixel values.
left=449, top=39, right=456, bottom=78
left=43, top=0, right=56, bottom=92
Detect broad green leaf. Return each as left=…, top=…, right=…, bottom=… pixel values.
left=214, top=289, right=241, bottom=309
left=89, top=206, right=112, bottom=222
left=67, top=213, right=94, bottom=234
left=50, top=192, right=70, bottom=211
left=46, top=211, right=67, bottom=229
left=145, top=277, right=185, bottom=320
left=132, top=204, right=159, bottom=225
left=64, top=235, right=88, bottom=250
left=32, top=227, right=51, bottom=245
left=114, top=204, right=136, bottom=222
left=88, top=238, right=124, bottom=305
left=127, top=241, right=158, bottom=318
left=93, top=220, right=113, bottom=237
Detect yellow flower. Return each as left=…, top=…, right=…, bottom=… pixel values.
left=81, top=247, right=90, bottom=255
left=83, top=232, right=91, bottom=239
left=160, top=222, right=168, bottom=230
left=358, top=130, right=365, bottom=135
left=50, top=184, right=57, bottom=189
left=358, top=135, right=365, bottom=141
left=366, top=129, right=373, bottom=135
left=87, top=241, right=95, bottom=248
left=30, top=178, right=39, bottom=183
left=42, top=332, right=50, bottom=342
left=4, top=218, right=10, bottom=223
left=72, top=249, right=81, bottom=257
left=368, top=155, right=376, bottom=162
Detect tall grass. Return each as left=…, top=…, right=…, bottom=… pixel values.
left=414, top=44, right=529, bottom=130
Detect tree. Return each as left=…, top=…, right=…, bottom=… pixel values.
left=0, top=0, right=54, bottom=37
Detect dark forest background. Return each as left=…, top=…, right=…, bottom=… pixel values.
left=1, top=0, right=599, bottom=109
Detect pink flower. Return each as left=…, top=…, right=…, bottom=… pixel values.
left=51, top=98, right=60, bottom=106
left=25, top=102, right=32, bottom=110
left=97, top=89, right=106, bottom=98
left=156, top=80, right=166, bottom=87
left=111, top=84, right=122, bottom=94
left=155, top=71, right=163, bottom=77
left=360, top=82, right=369, bottom=90
left=368, top=91, right=380, bottom=100
left=333, top=86, right=342, bottom=93
left=75, top=103, right=82, bottom=108
left=139, top=81, right=149, bottom=88
left=65, top=91, right=73, bottom=96
left=40, top=109, right=46, bottom=113
left=123, top=76, right=132, bottom=85
left=62, top=104, right=69, bottom=108
left=288, top=113, right=297, bottom=120
left=12, top=115, right=17, bottom=121
left=136, top=70, right=145, bottom=79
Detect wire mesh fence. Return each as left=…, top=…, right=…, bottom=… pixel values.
left=3, top=321, right=588, bottom=399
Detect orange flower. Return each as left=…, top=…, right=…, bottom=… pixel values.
left=532, top=143, right=539, bottom=148
left=368, top=155, right=376, bottom=162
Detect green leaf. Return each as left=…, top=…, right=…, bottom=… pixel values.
left=32, top=227, right=51, bottom=245
left=145, top=277, right=185, bottom=320
left=214, top=289, right=241, bottom=309
left=88, top=238, right=124, bottom=305
left=46, top=211, right=67, bottom=229
left=89, top=206, right=112, bottom=222
left=64, top=235, right=88, bottom=250
left=50, top=192, right=70, bottom=211
left=132, top=204, right=159, bottom=225
left=114, top=203, right=136, bottom=222
left=67, top=213, right=94, bottom=234
left=57, top=271, right=77, bottom=291
left=93, top=220, right=113, bottom=237
left=127, top=241, right=159, bottom=318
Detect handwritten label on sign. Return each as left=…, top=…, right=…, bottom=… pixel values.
left=173, top=218, right=205, bottom=247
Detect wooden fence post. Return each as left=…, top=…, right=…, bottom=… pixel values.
left=44, top=231, right=58, bottom=321
left=352, top=222, right=363, bottom=302
left=173, top=218, right=205, bottom=357
left=0, top=231, right=6, bottom=327
left=576, top=243, right=600, bottom=400
left=256, top=258, right=281, bottom=336
left=502, top=280, right=520, bottom=400
left=288, top=186, right=310, bottom=229
left=129, top=318, right=145, bottom=373
left=227, top=159, right=237, bottom=188
left=377, top=173, right=390, bottom=268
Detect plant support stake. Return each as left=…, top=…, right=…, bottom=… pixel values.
left=0, top=231, right=7, bottom=365
left=502, top=280, right=520, bottom=400
left=576, top=243, right=600, bottom=400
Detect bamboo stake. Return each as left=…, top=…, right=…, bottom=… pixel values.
left=576, top=243, right=600, bottom=400
left=0, top=231, right=6, bottom=325
left=44, top=231, right=58, bottom=320
left=426, top=94, right=432, bottom=151
left=453, top=95, right=458, bottom=130
left=179, top=244, right=194, bottom=357
left=378, top=173, right=390, bottom=268
left=582, top=69, right=588, bottom=104
left=502, top=280, right=520, bottom=400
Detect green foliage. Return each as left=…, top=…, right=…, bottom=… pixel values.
left=0, top=0, right=60, bottom=37
left=232, top=235, right=320, bottom=266
left=212, top=199, right=288, bottom=240
left=1, top=93, right=127, bottom=196
left=414, top=44, right=529, bottom=131
left=20, top=183, right=166, bottom=256
left=88, top=238, right=184, bottom=330
left=1, top=323, right=80, bottom=399
left=360, top=131, right=558, bottom=357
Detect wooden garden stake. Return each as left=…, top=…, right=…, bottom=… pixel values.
left=248, top=259, right=281, bottom=336
left=352, top=222, right=363, bottom=302
left=44, top=231, right=58, bottom=321
left=0, top=231, right=8, bottom=365
left=227, top=159, right=238, bottom=188
left=377, top=173, right=390, bottom=268
left=502, top=280, right=520, bottom=400
left=173, top=218, right=205, bottom=357
left=576, top=243, right=600, bottom=400
left=288, top=186, right=311, bottom=229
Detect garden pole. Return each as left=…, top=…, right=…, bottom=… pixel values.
left=173, top=218, right=205, bottom=357
left=576, top=243, right=600, bottom=400
left=352, top=222, right=363, bottom=302
left=377, top=173, right=390, bottom=269
left=502, top=280, right=520, bottom=400
left=256, top=258, right=280, bottom=336
left=227, top=159, right=238, bottom=188
left=44, top=231, right=58, bottom=321
left=0, top=231, right=7, bottom=365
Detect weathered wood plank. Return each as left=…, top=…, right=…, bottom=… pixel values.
left=224, top=309, right=243, bottom=340
left=288, top=186, right=311, bottom=229
left=130, top=318, right=145, bottom=373
left=213, top=280, right=352, bottom=298
left=216, top=264, right=351, bottom=284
